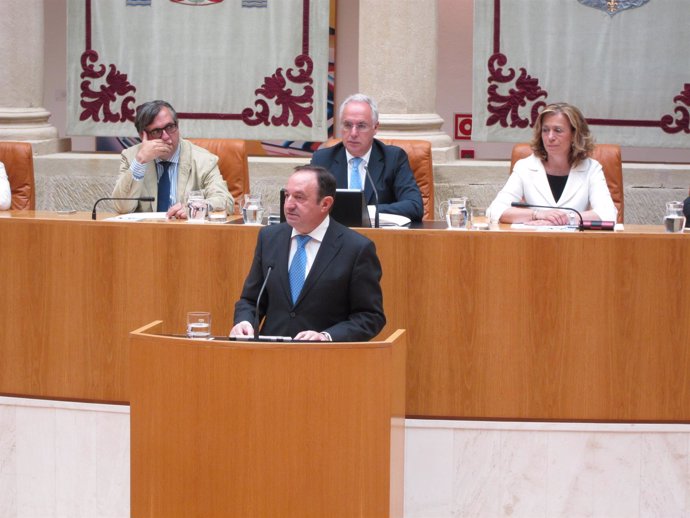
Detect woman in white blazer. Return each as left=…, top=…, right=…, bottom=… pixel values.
left=488, top=103, right=617, bottom=225
left=0, top=162, right=11, bottom=210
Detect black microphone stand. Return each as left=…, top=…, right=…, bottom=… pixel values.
left=92, top=197, right=155, bottom=220
left=363, top=164, right=379, bottom=228
left=511, top=202, right=584, bottom=231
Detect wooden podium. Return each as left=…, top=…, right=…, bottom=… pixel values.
left=129, top=322, right=406, bottom=518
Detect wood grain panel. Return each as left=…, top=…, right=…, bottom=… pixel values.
left=1, top=213, right=689, bottom=421
left=129, top=323, right=406, bottom=518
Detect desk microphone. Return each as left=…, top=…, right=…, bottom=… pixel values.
left=364, top=164, right=380, bottom=228
left=511, top=202, right=584, bottom=231
left=253, top=264, right=273, bottom=339
left=91, top=197, right=155, bottom=220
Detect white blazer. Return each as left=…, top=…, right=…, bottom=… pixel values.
left=488, top=154, right=618, bottom=222
left=0, top=162, right=11, bottom=210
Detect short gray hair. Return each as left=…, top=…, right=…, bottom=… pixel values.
left=339, top=93, right=379, bottom=125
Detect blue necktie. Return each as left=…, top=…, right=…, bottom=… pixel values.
left=157, top=161, right=171, bottom=212
left=350, top=157, right=363, bottom=190
left=289, top=235, right=311, bottom=304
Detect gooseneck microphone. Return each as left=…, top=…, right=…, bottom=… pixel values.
left=91, top=197, right=155, bottom=220
left=511, top=202, right=584, bottom=231
left=363, top=164, right=380, bottom=228
left=253, top=264, right=273, bottom=339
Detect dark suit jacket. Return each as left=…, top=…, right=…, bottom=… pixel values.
left=311, top=139, right=424, bottom=221
left=233, top=219, right=386, bottom=342
left=684, top=196, right=690, bottom=227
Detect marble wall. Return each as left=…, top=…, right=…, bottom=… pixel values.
left=2, top=396, right=690, bottom=517
left=0, top=397, right=129, bottom=518
left=406, top=420, right=690, bottom=518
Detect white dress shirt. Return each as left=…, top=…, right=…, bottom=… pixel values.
left=288, top=215, right=330, bottom=275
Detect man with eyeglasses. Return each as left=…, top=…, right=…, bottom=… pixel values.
left=112, top=100, right=233, bottom=218
left=310, top=93, right=423, bottom=222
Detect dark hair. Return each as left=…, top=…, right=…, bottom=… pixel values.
left=530, top=102, right=594, bottom=167
left=293, top=164, right=336, bottom=201
left=134, top=100, right=178, bottom=134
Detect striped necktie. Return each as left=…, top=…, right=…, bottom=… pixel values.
left=157, top=161, right=172, bottom=212
left=289, top=235, right=311, bottom=304
left=350, top=157, right=363, bottom=190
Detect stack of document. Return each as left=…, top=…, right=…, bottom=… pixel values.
left=367, top=206, right=411, bottom=227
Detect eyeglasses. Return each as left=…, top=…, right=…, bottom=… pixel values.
left=341, top=121, right=372, bottom=132
left=146, top=122, right=178, bottom=139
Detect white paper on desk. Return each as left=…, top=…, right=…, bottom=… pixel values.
left=367, top=206, right=411, bottom=227
left=510, top=223, right=579, bottom=232
left=103, top=212, right=169, bottom=222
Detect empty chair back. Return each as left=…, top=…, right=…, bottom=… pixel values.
left=188, top=138, right=250, bottom=214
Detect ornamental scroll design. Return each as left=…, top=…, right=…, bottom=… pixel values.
left=660, top=83, right=690, bottom=134
left=79, top=50, right=137, bottom=123
left=242, top=54, right=314, bottom=127
left=486, top=53, right=548, bottom=128
left=577, top=0, right=650, bottom=16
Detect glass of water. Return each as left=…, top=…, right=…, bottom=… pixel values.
left=470, top=207, right=490, bottom=230
left=242, top=193, right=265, bottom=225
left=207, top=202, right=228, bottom=223
left=664, top=201, right=686, bottom=233
left=187, top=312, right=211, bottom=339
left=186, top=191, right=207, bottom=223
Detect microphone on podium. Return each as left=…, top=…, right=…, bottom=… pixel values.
left=511, top=202, right=584, bottom=231
left=91, top=197, right=155, bottom=220
left=364, top=164, right=380, bottom=228
left=253, top=264, right=273, bottom=339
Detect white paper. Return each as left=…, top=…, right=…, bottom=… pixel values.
left=367, top=206, right=411, bottom=227
left=103, top=212, right=169, bottom=222
left=510, top=223, right=579, bottom=232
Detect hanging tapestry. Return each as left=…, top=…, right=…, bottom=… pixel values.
left=67, top=0, right=330, bottom=141
left=472, top=0, right=690, bottom=148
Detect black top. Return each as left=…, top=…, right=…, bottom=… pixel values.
left=547, top=174, right=569, bottom=202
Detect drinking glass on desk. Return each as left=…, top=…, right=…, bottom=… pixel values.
left=267, top=204, right=281, bottom=225
left=207, top=202, right=228, bottom=223
left=186, top=191, right=207, bottom=223
left=664, top=201, right=686, bottom=233
left=187, top=312, right=211, bottom=339
left=470, top=207, right=490, bottom=230
left=242, top=193, right=265, bottom=225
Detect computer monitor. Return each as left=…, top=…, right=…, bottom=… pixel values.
left=280, top=189, right=371, bottom=228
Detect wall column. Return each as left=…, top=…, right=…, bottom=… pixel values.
left=0, top=0, right=58, bottom=142
left=358, top=0, right=456, bottom=161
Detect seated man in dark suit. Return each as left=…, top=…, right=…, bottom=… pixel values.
left=310, top=93, right=424, bottom=222
left=684, top=190, right=690, bottom=227
left=230, top=165, right=386, bottom=342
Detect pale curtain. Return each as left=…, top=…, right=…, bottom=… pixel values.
left=473, top=0, right=690, bottom=148
left=67, top=0, right=330, bottom=141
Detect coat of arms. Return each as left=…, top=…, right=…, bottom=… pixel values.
left=577, top=0, right=651, bottom=16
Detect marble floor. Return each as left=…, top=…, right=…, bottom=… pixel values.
left=2, top=396, right=689, bottom=517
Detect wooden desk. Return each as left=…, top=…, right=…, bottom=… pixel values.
left=1, top=211, right=689, bottom=421
left=130, top=322, right=406, bottom=518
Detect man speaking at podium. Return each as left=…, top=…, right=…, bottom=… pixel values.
left=230, top=165, right=386, bottom=342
